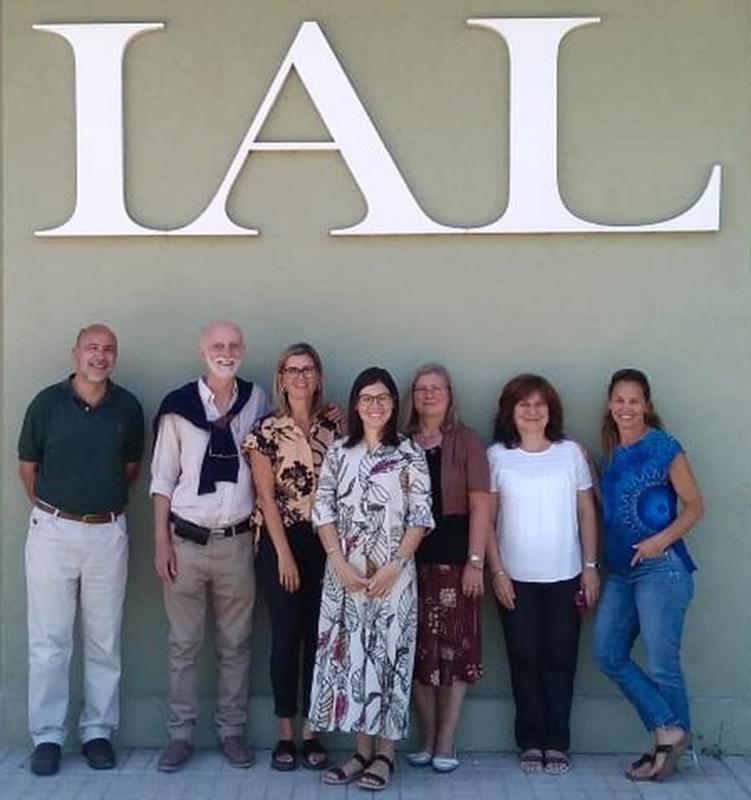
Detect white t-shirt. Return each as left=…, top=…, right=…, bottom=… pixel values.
left=487, top=439, right=592, bottom=582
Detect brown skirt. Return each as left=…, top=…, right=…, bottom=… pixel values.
left=414, top=563, right=483, bottom=686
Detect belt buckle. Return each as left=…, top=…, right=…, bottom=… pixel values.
left=81, top=513, right=99, bottom=523
left=210, top=527, right=226, bottom=536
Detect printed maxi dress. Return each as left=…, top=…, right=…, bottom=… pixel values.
left=308, top=435, right=434, bottom=739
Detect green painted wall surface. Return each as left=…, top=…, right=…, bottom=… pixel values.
left=2, top=0, right=750, bottom=753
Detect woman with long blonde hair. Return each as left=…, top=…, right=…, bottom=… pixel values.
left=243, top=343, right=340, bottom=771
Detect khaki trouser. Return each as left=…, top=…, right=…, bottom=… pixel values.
left=163, top=530, right=255, bottom=742
left=25, top=507, right=128, bottom=746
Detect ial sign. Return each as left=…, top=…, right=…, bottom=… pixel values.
left=33, top=18, right=721, bottom=237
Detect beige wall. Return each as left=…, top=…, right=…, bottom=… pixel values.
left=2, top=0, right=750, bottom=752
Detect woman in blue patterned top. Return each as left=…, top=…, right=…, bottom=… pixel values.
left=593, top=369, right=703, bottom=782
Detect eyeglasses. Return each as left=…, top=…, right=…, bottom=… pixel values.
left=282, top=366, right=317, bottom=379
left=414, top=385, right=448, bottom=396
left=358, top=393, right=393, bottom=407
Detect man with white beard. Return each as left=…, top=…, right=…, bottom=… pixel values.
left=151, top=321, right=268, bottom=772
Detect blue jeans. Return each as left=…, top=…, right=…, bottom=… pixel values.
left=593, top=548, right=694, bottom=732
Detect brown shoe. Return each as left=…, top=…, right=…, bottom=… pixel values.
left=157, top=739, right=194, bottom=773
left=220, top=735, right=253, bottom=769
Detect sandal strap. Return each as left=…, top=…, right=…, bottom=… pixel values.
left=324, top=753, right=369, bottom=784
left=372, top=753, right=395, bottom=773
left=630, top=752, right=655, bottom=769
left=272, top=739, right=296, bottom=757
left=655, top=744, right=674, bottom=754
left=325, top=766, right=348, bottom=782
left=359, top=770, right=387, bottom=788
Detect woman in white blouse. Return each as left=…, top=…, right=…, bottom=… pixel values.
left=485, top=374, right=599, bottom=775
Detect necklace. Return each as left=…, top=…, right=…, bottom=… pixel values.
left=415, top=431, right=442, bottom=449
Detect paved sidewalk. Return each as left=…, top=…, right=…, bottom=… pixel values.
left=2, top=747, right=751, bottom=800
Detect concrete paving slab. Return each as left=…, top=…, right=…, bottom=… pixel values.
left=0, top=749, right=750, bottom=800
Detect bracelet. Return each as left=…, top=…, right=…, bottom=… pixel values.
left=584, top=560, right=599, bottom=569
left=493, top=569, right=506, bottom=578
left=393, top=554, right=409, bottom=570
left=324, top=545, right=340, bottom=556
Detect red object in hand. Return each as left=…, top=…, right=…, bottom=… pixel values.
left=574, top=589, right=589, bottom=616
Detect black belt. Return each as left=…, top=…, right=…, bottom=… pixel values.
left=170, top=513, right=251, bottom=546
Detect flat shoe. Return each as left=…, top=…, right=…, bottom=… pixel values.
left=157, top=739, right=193, bottom=773
left=81, top=738, right=116, bottom=770
left=406, top=750, right=433, bottom=767
left=30, top=743, right=61, bottom=776
left=432, top=752, right=460, bottom=773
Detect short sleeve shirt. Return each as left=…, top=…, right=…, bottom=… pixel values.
left=600, top=427, right=696, bottom=573
left=242, top=412, right=340, bottom=536
left=487, top=439, right=592, bottom=582
left=18, top=377, right=145, bottom=514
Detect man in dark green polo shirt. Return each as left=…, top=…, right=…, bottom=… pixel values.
left=18, top=323, right=144, bottom=777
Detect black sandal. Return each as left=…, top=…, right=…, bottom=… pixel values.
left=322, top=751, right=371, bottom=785
left=271, top=739, right=298, bottom=771
left=301, top=737, right=329, bottom=770
left=625, top=752, right=655, bottom=781
left=653, top=734, right=692, bottom=782
left=357, top=753, right=394, bottom=791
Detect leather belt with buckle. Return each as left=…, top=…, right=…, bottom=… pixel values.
left=170, top=513, right=251, bottom=546
left=35, top=499, right=120, bottom=525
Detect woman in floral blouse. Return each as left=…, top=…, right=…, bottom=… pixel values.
left=243, top=343, right=340, bottom=771
left=309, top=367, right=434, bottom=791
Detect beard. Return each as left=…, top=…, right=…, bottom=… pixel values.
left=205, top=357, right=241, bottom=380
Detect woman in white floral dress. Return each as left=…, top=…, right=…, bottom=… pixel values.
left=310, top=367, right=434, bottom=791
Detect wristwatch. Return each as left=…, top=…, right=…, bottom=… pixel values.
left=584, top=560, right=600, bottom=569
left=394, top=554, right=409, bottom=570
left=468, top=553, right=484, bottom=570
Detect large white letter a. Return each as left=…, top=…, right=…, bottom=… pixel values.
left=180, top=21, right=458, bottom=236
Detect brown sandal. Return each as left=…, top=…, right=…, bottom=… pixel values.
left=357, top=753, right=394, bottom=791
left=322, top=751, right=370, bottom=785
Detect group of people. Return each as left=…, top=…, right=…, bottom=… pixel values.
left=18, top=320, right=703, bottom=787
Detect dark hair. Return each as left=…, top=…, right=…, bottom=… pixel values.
left=344, top=367, right=400, bottom=448
left=600, top=368, right=664, bottom=455
left=493, top=373, right=564, bottom=448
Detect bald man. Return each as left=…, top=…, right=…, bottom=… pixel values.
left=18, top=324, right=145, bottom=776
left=151, top=321, right=269, bottom=772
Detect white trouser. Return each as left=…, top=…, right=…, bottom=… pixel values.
left=25, top=507, right=128, bottom=746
